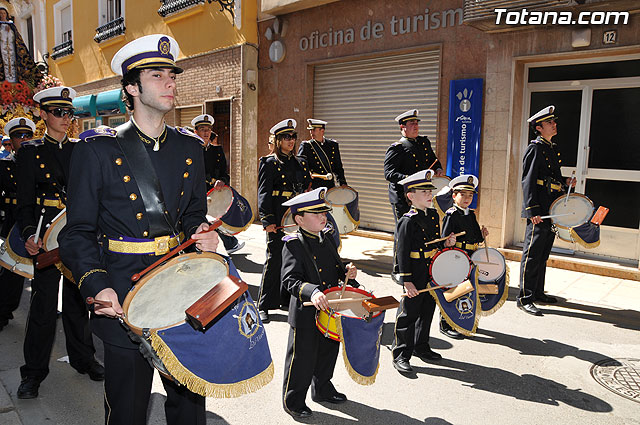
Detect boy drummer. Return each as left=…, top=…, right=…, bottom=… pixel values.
left=392, top=170, right=456, bottom=374
left=280, top=187, right=357, bottom=418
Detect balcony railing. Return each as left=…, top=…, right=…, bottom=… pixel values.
left=94, top=17, right=126, bottom=43
left=51, top=40, right=73, bottom=60
left=157, top=0, right=205, bottom=17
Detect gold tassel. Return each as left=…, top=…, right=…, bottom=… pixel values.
left=569, top=228, right=600, bottom=249
left=150, top=332, right=274, bottom=398
left=478, top=263, right=509, bottom=317
left=336, top=316, right=379, bottom=385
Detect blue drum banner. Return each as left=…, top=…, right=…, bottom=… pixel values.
left=337, top=311, right=385, bottom=385
left=446, top=78, right=483, bottom=208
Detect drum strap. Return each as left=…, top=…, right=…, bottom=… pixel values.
left=309, top=140, right=333, bottom=176
left=115, top=122, right=177, bottom=238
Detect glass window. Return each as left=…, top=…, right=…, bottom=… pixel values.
left=585, top=179, right=640, bottom=229
left=529, top=60, right=640, bottom=83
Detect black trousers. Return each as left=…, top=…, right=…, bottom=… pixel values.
left=258, top=230, right=289, bottom=311
left=0, top=268, right=24, bottom=325
left=519, top=219, right=555, bottom=304
left=103, top=342, right=205, bottom=425
left=391, top=202, right=411, bottom=274
left=282, top=326, right=340, bottom=412
left=20, top=265, right=95, bottom=381
left=392, top=292, right=436, bottom=361
left=217, top=230, right=239, bottom=251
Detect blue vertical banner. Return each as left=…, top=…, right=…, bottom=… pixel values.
left=446, top=78, right=483, bottom=209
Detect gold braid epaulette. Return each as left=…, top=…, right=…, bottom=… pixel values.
left=78, top=269, right=107, bottom=289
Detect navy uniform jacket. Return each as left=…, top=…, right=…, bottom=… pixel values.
left=203, top=144, right=229, bottom=188
left=521, top=136, right=566, bottom=218
left=257, top=154, right=311, bottom=228
left=281, top=228, right=345, bottom=328
left=396, top=207, right=443, bottom=289
left=0, top=153, right=18, bottom=236
left=58, top=121, right=207, bottom=348
left=384, top=136, right=442, bottom=205
left=16, top=135, right=75, bottom=241
left=297, top=138, right=347, bottom=189
left=442, top=206, right=483, bottom=255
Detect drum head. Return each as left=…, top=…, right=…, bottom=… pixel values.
left=549, top=194, right=594, bottom=229
left=431, top=176, right=451, bottom=195
left=281, top=208, right=298, bottom=233
left=124, top=252, right=228, bottom=332
left=430, top=248, right=471, bottom=288
left=324, top=287, right=378, bottom=318
left=470, top=248, right=506, bottom=282
left=43, top=210, right=66, bottom=252
left=206, top=186, right=233, bottom=219
left=326, top=187, right=357, bottom=206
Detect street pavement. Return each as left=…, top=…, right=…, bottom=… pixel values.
left=1, top=223, right=639, bottom=425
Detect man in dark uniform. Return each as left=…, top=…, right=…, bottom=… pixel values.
left=281, top=187, right=357, bottom=418
left=192, top=113, right=244, bottom=254
left=297, top=119, right=347, bottom=189
left=0, top=117, right=33, bottom=331
left=15, top=87, right=102, bottom=399
left=384, top=109, right=461, bottom=339
left=518, top=105, right=574, bottom=316
left=58, top=34, right=218, bottom=425
left=257, top=119, right=311, bottom=323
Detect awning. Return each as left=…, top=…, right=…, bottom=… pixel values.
left=73, top=94, right=96, bottom=117
left=96, top=89, right=126, bottom=115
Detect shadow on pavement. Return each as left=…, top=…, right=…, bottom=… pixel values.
left=230, top=253, right=265, bottom=274
left=306, top=399, right=453, bottom=424
left=414, top=358, right=612, bottom=412
left=148, top=392, right=230, bottom=424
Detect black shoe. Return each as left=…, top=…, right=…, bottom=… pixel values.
left=413, top=348, right=442, bottom=361
left=226, top=241, right=245, bottom=254
left=259, top=310, right=270, bottom=323
left=312, top=391, right=347, bottom=404
left=517, top=300, right=542, bottom=316
left=535, top=294, right=558, bottom=304
left=17, top=377, right=40, bottom=399
left=440, top=325, right=464, bottom=340
left=74, top=359, right=105, bottom=381
left=287, top=406, right=313, bottom=418
left=392, top=358, right=413, bottom=373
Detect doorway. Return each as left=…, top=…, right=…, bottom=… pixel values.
left=205, top=99, right=232, bottom=175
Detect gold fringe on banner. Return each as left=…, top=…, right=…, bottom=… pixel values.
left=150, top=331, right=274, bottom=398
left=570, top=227, right=600, bottom=249
left=429, top=277, right=481, bottom=337
left=478, top=263, right=509, bottom=317
left=336, top=317, right=379, bottom=386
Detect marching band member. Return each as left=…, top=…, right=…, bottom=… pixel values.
left=59, top=34, right=218, bottom=424
left=192, top=113, right=244, bottom=254
left=519, top=106, right=574, bottom=316
left=257, top=119, right=311, bottom=323
left=298, top=118, right=348, bottom=189
left=281, top=187, right=357, bottom=418
left=0, top=118, right=33, bottom=332
left=391, top=170, right=456, bottom=374
left=16, top=87, right=101, bottom=399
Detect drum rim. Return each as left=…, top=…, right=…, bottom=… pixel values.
left=549, top=193, right=594, bottom=230
left=43, top=211, right=66, bottom=252
left=429, top=247, right=472, bottom=287
left=207, top=185, right=255, bottom=234
left=322, top=286, right=381, bottom=319
left=325, top=186, right=357, bottom=206
left=122, top=251, right=229, bottom=335
left=470, top=247, right=506, bottom=282
left=206, top=185, right=233, bottom=218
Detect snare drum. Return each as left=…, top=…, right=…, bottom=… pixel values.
left=325, top=186, right=360, bottom=234
left=206, top=185, right=254, bottom=235
left=41, top=210, right=74, bottom=282
left=549, top=193, right=594, bottom=243
left=470, top=248, right=506, bottom=283
left=429, top=247, right=472, bottom=288
left=431, top=176, right=451, bottom=195
left=315, top=286, right=381, bottom=341
left=0, top=224, right=33, bottom=279
left=280, top=209, right=342, bottom=251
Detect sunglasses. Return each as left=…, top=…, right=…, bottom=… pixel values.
left=2, top=142, right=11, bottom=147
left=281, top=133, right=297, bottom=141
left=46, top=108, right=75, bottom=118
left=12, top=133, right=32, bottom=139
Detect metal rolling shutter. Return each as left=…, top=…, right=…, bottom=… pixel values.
left=177, top=105, right=203, bottom=128
left=313, top=49, right=441, bottom=232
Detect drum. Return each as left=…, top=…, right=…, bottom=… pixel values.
left=0, top=224, right=33, bottom=279
left=429, top=248, right=472, bottom=289
left=325, top=186, right=360, bottom=234
left=431, top=176, right=451, bottom=195
left=41, top=210, right=74, bottom=282
left=315, top=286, right=381, bottom=341
left=280, top=209, right=342, bottom=251
left=549, top=193, right=594, bottom=243
left=470, top=248, right=506, bottom=283
left=206, top=185, right=254, bottom=235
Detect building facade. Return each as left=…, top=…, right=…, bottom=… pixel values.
left=44, top=0, right=259, bottom=204
left=257, top=0, right=640, bottom=272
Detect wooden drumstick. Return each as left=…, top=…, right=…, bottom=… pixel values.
left=425, top=231, right=465, bottom=247
left=34, top=208, right=45, bottom=244
left=131, top=219, right=222, bottom=282
left=86, top=297, right=112, bottom=308
left=401, top=285, right=446, bottom=297
left=270, top=224, right=298, bottom=231
left=428, top=159, right=438, bottom=171
left=482, top=230, right=490, bottom=263
left=302, top=297, right=372, bottom=307
left=564, top=171, right=576, bottom=206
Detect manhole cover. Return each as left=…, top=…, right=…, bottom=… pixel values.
left=590, top=358, right=640, bottom=403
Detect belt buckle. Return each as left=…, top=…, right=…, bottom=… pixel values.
left=154, top=236, right=171, bottom=255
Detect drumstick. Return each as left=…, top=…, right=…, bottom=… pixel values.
left=302, top=297, right=372, bottom=307
left=86, top=297, right=112, bottom=308
left=401, top=285, right=447, bottom=297
left=271, top=224, right=297, bottom=231
left=34, top=208, right=45, bottom=243
left=482, top=232, right=489, bottom=263
left=425, top=231, right=466, bottom=247
left=539, top=212, right=575, bottom=220
left=564, top=171, right=575, bottom=206
left=131, top=219, right=222, bottom=282
left=428, top=159, right=438, bottom=171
